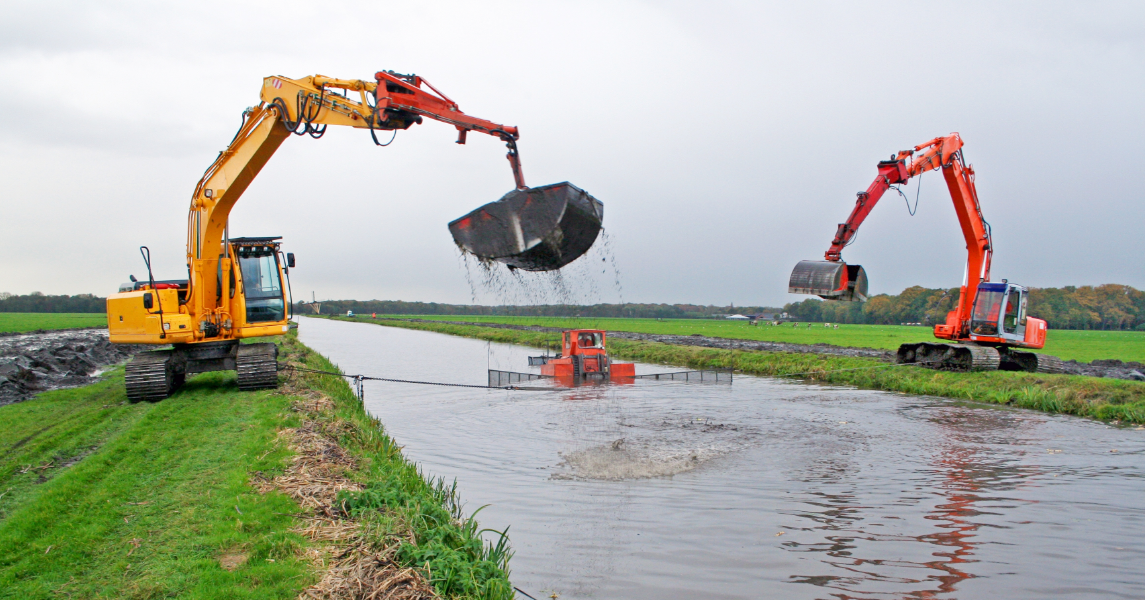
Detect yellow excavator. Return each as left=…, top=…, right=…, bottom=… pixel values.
left=107, top=71, right=604, bottom=401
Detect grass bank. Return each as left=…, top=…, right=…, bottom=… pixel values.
left=0, top=331, right=512, bottom=599
left=330, top=316, right=1145, bottom=424
left=368, top=314, right=1145, bottom=364
left=0, top=313, right=107, bottom=334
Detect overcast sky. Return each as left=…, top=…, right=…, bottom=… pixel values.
left=2, top=1, right=1141, bottom=307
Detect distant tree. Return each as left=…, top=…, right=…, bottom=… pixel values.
left=784, top=284, right=1144, bottom=330
left=0, top=293, right=106, bottom=313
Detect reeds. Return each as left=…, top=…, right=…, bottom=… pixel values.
left=280, top=333, right=515, bottom=599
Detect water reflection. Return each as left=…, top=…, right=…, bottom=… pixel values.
left=783, top=404, right=1055, bottom=599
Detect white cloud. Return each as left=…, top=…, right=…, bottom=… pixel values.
left=1, top=0, right=1141, bottom=305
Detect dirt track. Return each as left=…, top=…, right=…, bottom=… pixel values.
left=0, top=329, right=144, bottom=406
left=384, top=318, right=1145, bottom=381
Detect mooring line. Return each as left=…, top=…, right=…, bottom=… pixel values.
left=513, top=586, right=540, bottom=600
left=281, top=364, right=553, bottom=392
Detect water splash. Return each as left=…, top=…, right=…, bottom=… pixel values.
left=552, top=415, right=757, bottom=481
left=455, top=227, right=625, bottom=312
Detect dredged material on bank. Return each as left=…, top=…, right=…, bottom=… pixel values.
left=448, top=182, right=604, bottom=271
left=789, top=260, right=868, bottom=302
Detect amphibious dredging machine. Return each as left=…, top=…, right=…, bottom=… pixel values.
left=489, top=329, right=731, bottom=387
left=107, top=71, right=603, bottom=402
left=789, top=133, right=1062, bottom=373
left=537, top=330, right=637, bottom=381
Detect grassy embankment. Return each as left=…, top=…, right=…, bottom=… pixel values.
left=0, top=331, right=512, bottom=599
left=328, top=315, right=1145, bottom=424
left=374, top=315, right=1145, bottom=364
left=0, top=313, right=107, bottom=334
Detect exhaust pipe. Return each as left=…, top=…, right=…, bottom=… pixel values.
left=449, top=182, right=603, bottom=271
left=789, top=260, right=868, bottom=302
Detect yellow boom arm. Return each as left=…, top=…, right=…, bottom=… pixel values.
left=167, top=72, right=523, bottom=343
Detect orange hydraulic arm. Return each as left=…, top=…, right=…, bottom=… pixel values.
left=185, top=72, right=525, bottom=340
left=822, top=133, right=993, bottom=338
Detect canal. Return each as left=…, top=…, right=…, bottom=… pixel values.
left=297, top=316, right=1145, bottom=599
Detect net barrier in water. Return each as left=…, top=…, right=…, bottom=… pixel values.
left=634, top=369, right=733, bottom=383
left=488, top=369, right=553, bottom=388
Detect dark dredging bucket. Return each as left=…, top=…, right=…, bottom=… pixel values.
left=448, top=182, right=604, bottom=271
left=788, top=260, right=869, bottom=302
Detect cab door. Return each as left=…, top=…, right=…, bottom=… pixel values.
left=1001, top=287, right=1026, bottom=342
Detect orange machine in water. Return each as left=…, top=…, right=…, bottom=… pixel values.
left=539, top=330, right=636, bottom=381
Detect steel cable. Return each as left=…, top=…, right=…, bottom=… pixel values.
left=282, top=364, right=552, bottom=391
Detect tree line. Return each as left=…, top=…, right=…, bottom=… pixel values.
left=6, top=284, right=1144, bottom=330
left=0, top=292, right=106, bottom=313
left=294, top=299, right=779, bottom=320
left=782, top=284, right=1145, bottom=331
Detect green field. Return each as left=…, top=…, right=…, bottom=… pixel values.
left=0, top=333, right=512, bottom=599
left=374, top=315, right=1144, bottom=364
left=333, top=316, right=1145, bottom=424
left=0, top=313, right=106, bottom=334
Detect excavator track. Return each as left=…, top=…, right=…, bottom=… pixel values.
left=1000, top=350, right=1065, bottom=374
left=236, top=343, right=279, bottom=391
left=897, top=343, right=1000, bottom=372
left=125, top=350, right=183, bottom=402
left=1032, top=354, right=1065, bottom=374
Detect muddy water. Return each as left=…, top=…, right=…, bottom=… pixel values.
left=297, top=317, right=1145, bottom=599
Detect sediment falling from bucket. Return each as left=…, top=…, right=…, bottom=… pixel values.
left=456, top=227, right=624, bottom=313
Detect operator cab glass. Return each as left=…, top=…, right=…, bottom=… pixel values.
left=236, top=244, right=284, bottom=323
left=578, top=332, right=603, bottom=349
left=971, top=283, right=1027, bottom=340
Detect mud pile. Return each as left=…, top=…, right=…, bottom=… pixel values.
left=1059, top=359, right=1145, bottom=381
left=0, top=328, right=144, bottom=406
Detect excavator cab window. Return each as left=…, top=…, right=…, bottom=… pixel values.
left=1003, top=289, right=1022, bottom=334
left=577, top=332, right=603, bottom=349
left=970, top=284, right=1006, bottom=336
left=237, top=245, right=285, bottom=323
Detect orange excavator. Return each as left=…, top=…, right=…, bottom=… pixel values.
left=789, top=134, right=1062, bottom=373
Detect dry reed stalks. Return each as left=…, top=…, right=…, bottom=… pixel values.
left=257, top=373, right=437, bottom=600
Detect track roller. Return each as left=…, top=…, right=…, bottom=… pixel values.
left=897, top=343, right=1000, bottom=372
left=1032, top=354, right=1065, bottom=374
left=125, top=350, right=184, bottom=402
left=1000, top=350, right=1065, bottom=374
left=236, top=343, right=279, bottom=391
